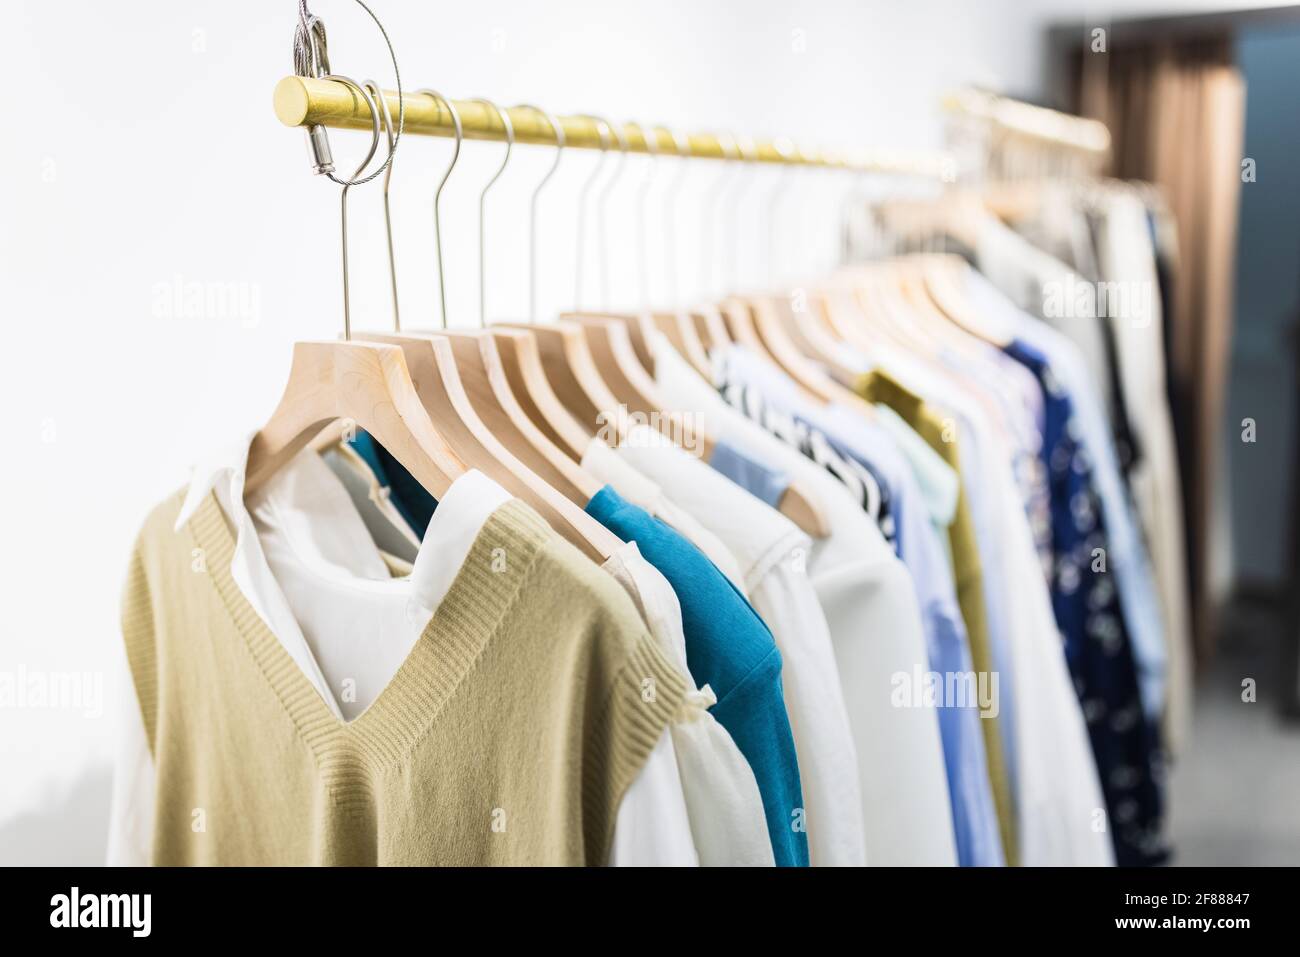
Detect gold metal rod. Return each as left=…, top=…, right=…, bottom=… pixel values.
left=274, top=75, right=952, bottom=177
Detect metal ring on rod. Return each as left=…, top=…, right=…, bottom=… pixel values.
left=295, top=0, right=404, bottom=188
left=467, top=98, right=515, bottom=328
left=513, top=104, right=565, bottom=323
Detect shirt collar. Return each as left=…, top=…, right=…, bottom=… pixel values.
left=174, top=431, right=257, bottom=532
left=174, top=431, right=513, bottom=624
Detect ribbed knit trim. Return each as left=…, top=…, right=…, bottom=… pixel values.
left=187, top=492, right=553, bottom=808
left=580, top=629, right=687, bottom=865
left=120, top=544, right=161, bottom=753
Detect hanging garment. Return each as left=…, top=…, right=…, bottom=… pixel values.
left=851, top=369, right=1016, bottom=863
left=611, top=425, right=868, bottom=867
left=709, top=436, right=792, bottom=509
left=650, top=330, right=958, bottom=865
left=601, top=541, right=776, bottom=866
left=110, top=445, right=696, bottom=866
left=348, top=429, right=436, bottom=540
left=1003, top=338, right=1168, bottom=866
left=965, top=267, right=1170, bottom=734
left=713, top=369, right=900, bottom=551
left=1080, top=37, right=1246, bottom=663
left=579, top=437, right=749, bottom=593
left=712, top=345, right=1004, bottom=868
left=972, top=218, right=1171, bottom=728
left=324, top=441, right=774, bottom=866
left=321, top=442, right=421, bottom=563
left=584, top=485, right=810, bottom=867
left=317, top=434, right=803, bottom=867
left=849, top=350, right=1111, bottom=865
left=1091, top=187, right=1194, bottom=762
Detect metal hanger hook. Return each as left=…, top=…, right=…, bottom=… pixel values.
left=363, top=78, right=401, bottom=331
left=573, top=115, right=612, bottom=310
left=417, top=89, right=462, bottom=330
left=663, top=128, right=691, bottom=306
left=595, top=117, right=630, bottom=310
left=635, top=124, right=664, bottom=307
left=704, top=132, right=739, bottom=298
left=326, top=74, right=382, bottom=341
left=513, top=104, right=565, bottom=323
left=468, top=98, right=515, bottom=329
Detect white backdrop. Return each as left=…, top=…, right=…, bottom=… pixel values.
left=0, top=0, right=1247, bottom=863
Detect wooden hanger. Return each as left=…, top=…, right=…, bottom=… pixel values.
left=437, top=330, right=601, bottom=502
left=774, top=290, right=868, bottom=386
left=489, top=327, right=592, bottom=459
left=563, top=310, right=658, bottom=373
left=494, top=319, right=626, bottom=444
left=692, top=304, right=733, bottom=353
left=422, top=98, right=602, bottom=505
left=355, top=91, right=616, bottom=562
left=246, top=76, right=466, bottom=503
left=718, top=297, right=770, bottom=356
left=246, top=340, right=466, bottom=499
left=918, top=254, right=1013, bottom=347
left=357, top=333, right=616, bottom=562
left=563, top=312, right=663, bottom=412
left=652, top=310, right=713, bottom=376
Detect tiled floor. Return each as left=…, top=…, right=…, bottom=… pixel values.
left=1167, top=605, right=1300, bottom=866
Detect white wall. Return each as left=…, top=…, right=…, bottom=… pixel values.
left=0, top=0, right=1250, bottom=861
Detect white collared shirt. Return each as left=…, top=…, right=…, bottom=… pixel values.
left=323, top=446, right=772, bottom=866
left=649, top=331, right=958, bottom=865
left=609, top=421, right=867, bottom=867
left=108, top=443, right=700, bottom=866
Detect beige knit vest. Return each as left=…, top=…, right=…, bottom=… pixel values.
left=120, top=491, right=685, bottom=865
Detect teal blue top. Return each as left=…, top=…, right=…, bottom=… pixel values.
left=586, top=484, right=808, bottom=867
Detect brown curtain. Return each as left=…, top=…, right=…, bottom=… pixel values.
left=1079, top=37, right=1246, bottom=660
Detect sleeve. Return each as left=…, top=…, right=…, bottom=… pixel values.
left=711, top=644, right=810, bottom=867
left=668, top=693, right=776, bottom=866
left=608, top=729, right=700, bottom=866
left=815, top=552, right=960, bottom=865
left=748, top=554, right=867, bottom=866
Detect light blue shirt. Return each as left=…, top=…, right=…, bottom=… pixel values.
left=716, top=346, right=1006, bottom=867
left=965, top=269, right=1167, bottom=721
left=709, top=435, right=791, bottom=507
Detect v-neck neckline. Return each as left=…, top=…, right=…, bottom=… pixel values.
left=186, top=490, right=553, bottom=793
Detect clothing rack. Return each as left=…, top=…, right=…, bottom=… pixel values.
left=273, top=75, right=954, bottom=178
left=941, top=87, right=1110, bottom=155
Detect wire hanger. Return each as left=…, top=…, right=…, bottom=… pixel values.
left=353, top=90, right=616, bottom=562
left=421, top=98, right=604, bottom=504
left=486, top=105, right=595, bottom=460
left=246, top=13, right=465, bottom=501
left=561, top=117, right=672, bottom=419
left=495, top=116, right=627, bottom=446
left=567, top=121, right=659, bottom=372
left=650, top=125, right=714, bottom=376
